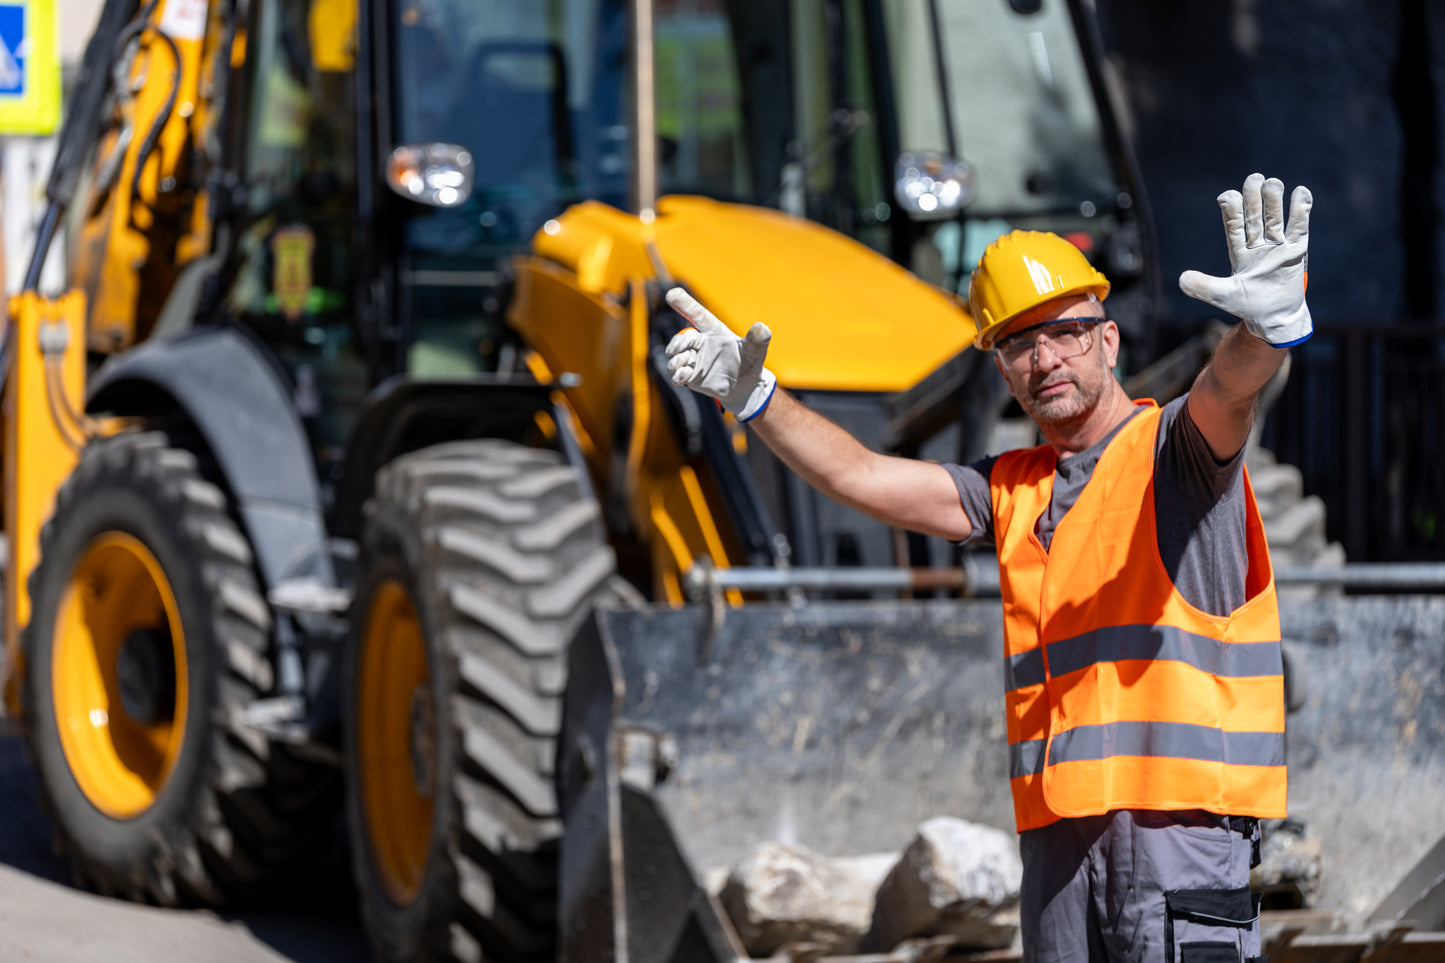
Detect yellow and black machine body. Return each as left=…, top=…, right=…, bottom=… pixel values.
left=0, top=0, right=1185, bottom=959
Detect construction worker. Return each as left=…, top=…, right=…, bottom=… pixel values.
left=664, top=172, right=1307, bottom=963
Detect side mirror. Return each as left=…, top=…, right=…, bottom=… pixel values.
left=893, top=152, right=973, bottom=219
left=386, top=143, right=474, bottom=208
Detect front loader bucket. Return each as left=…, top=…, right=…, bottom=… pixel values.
left=556, top=599, right=1014, bottom=963
left=556, top=594, right=1445, bottom=961
left=1275, top=596, right=1445, bottom=924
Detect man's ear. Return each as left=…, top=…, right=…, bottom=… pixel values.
left=1101, top=320, right=1121, bottom=369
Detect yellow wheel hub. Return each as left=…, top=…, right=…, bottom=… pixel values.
left=358, top=578, right=435, bottom=906
left=53, top=533, right=189, bottom=819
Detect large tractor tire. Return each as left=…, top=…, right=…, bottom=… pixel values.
left=346, top=439, right=614, bottom=962
left=22, top=431, right=335, bottom=905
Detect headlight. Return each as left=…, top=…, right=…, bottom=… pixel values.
left=386, top=143, right=475, bottom=208
left=893, top=152, right=973, bottom=220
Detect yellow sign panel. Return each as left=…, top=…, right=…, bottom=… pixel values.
left=0, top=0, right=59, bottom=135
left=309, top=0, right=356, bottom=72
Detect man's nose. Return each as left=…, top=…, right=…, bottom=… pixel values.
left=1032, top=337, right=1064, bottom=370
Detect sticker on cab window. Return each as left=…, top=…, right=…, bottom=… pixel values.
left=271, top=225, right=315, bottom=322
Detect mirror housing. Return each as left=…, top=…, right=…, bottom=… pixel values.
left=386, top=143, right=474, bottom=208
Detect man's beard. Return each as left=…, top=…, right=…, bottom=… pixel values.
left=1019, top=365, right=1106, bottom=428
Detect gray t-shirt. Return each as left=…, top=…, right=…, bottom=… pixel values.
left=943, top=395, right=1249, bottom=617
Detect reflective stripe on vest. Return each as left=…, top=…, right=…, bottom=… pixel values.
left=1011, top=723, right=1287, bottom=779
left=1005, top=624, right=1283, bottom=692
left=991, top=401, right=1287, bottom=832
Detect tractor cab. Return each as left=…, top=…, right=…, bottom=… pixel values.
left=213, top=0, right=1152, bottom=506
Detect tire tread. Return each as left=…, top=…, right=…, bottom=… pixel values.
left=348, top=439, right=612, bottom=962
left=21, top=431, right=334, bottom=906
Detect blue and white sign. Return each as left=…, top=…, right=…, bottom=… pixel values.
left=0, top=0, right=58, bottom=134
left=0, top=4, right=25, bottom=95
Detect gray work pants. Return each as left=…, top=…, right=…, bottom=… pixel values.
left=1020, top=810, right=1263, bottom=963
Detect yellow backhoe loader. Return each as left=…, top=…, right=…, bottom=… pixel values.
left=8, top=0, right=1440, bottom=961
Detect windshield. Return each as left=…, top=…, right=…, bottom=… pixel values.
left=389, top=0, right=754, bottom=374
left=384, top=0, right=1130, bottom=358
left=783, top=0, right=1126, bottom=288
left=387, top=0, right=1120, bottom=251
left=391, top=0, right=630, bottom=261
left=929, top=0, right=1118, bottom=217
left=390, top=0, right=752, bottom=258
left=862, top=0, right=1128, bottom=286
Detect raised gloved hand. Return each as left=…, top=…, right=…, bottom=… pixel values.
left=1179, top=173, right=1313, bottom=347
left=664, top=287, right=777, bottom=422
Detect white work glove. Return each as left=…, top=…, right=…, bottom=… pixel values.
left=664, top=287, right=777, bottom=422
left=1179, top=172, right=1313, bottom=347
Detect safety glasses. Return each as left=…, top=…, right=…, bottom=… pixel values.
left=994, top=317, right=1100, bottom=368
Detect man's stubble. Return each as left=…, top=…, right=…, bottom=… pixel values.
left=1015, top=352, right=1110, bottom=431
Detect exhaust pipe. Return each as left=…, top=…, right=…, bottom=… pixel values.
left=630, top=0, right=658, bottom=220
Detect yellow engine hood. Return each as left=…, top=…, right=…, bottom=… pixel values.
left=531, top=196, right=978, bottom=393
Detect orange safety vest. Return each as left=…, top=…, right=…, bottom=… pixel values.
left=991, top=401, right=1287, bottom=832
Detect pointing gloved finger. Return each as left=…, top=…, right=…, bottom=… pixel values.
left=665, top=287, right=726, bottom=334
left=1217, top=189, right=1246, bottom=270
left=1241, top=173, right=1265, bottom=248
left=1285, top=185, right=1313, bottom=242
left=1261, top=177, right=1286, bottom=244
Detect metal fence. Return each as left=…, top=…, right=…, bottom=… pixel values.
left=1258, top=323, right=1445, bottom=564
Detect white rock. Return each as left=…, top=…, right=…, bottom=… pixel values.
left=718, top=842, right=895, bottom=956
left=865, top=816, right=1022, bottom=951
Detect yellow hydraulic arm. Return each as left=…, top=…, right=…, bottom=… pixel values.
left=3, top=292, right=88, bottom=713
left=72, top=0, right=227, bottom=351
left=0, top=0, right=221, bottom=712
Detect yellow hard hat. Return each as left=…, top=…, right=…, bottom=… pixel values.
left=967, top=230, right=1111, bottom=349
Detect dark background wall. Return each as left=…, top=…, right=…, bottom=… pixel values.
left=1096, top=0, right=1442, bottom=326
left=1093, top=1, right=1445, bottom=562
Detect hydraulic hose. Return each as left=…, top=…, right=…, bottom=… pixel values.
left=42, top=358, right=91, bottom=451
left=126, top=27, right=182, bottom=213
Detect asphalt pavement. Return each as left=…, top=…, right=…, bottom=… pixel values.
left=0, top=727, right=372, bottom=962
